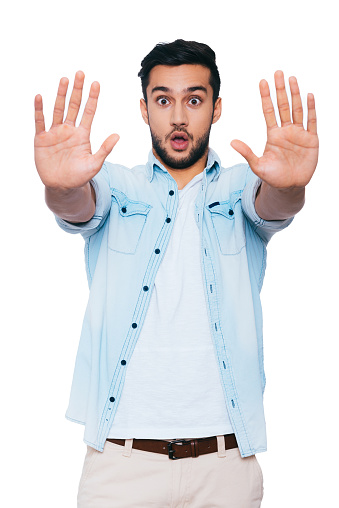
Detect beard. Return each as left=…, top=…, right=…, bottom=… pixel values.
left=150, top=126, right=211, bottom=170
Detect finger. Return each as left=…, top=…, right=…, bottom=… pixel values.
left=289, top=76, right=303, bottom=127
left=259, top=79, right=278, bottom=130
left=274, top=70, right=291, bottom=126
left=80, top=81, right=100, bottom=131
left=230, top=139, right=259, bottom=173
left=307, top=93, right=317, bottom=134
left=52, top=77, right=69, bottom=127
left=92, top=134, right=120, bottom=170
left=34, top=94, right=45, bottom=134
left=65, top=71, right=85, bottom=125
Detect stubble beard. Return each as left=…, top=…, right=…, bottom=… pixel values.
left=150, top=126, right=212, bottom=170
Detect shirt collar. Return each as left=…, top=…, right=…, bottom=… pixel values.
left=145, top=148, right=221, bottom=182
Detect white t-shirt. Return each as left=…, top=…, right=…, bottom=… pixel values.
left=108, top=172, right=233, bottom=439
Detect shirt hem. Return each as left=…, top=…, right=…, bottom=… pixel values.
left=240, top=446, right=267, bottom=458
left=107, top=426, right=235, bottom=440
left=65, top=413, right=85, bottom=426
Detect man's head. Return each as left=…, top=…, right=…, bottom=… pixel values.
left=138, top=40, right=222, bottom=173
left=138, top=40, right=221, bottom=106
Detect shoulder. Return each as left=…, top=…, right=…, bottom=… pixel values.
left=100, top=160, right=150, bottom=189
left=217, top=163, right=252, bottom=191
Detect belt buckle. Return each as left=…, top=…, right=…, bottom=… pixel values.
left=167, top=439, right=190, bottom=460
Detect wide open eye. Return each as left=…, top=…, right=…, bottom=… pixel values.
left=157, top=97, right=170, bottom=106
left=188, top=97, right=202, bottom=106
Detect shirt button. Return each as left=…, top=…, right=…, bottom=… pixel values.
left=121, top=360, right=126, bottom=365
left=110, top=397, right=115, bottom=402
left=155, top=248, right=160, bottom=254
left=121, top=207, right=127, bottom=213
left=169, top=190, right=174, bottom=196
left=132, top=322, right=138, bottom=328
left=166, top=218, right=171, bottom=223
left=143, top=285, right=149, bottom=291
left=228, top=209, right=234, bottom=216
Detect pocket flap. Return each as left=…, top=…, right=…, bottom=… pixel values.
left=111, top=188, right=151, bottom=217
left=206, top=191, right=242, bottom=219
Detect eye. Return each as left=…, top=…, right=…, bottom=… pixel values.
left=157, top=97, right=170, bottom=106
left=188, top=97, right=202, bottom=106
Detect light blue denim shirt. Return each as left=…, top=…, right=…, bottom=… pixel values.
left=56, top=149, right=293, bottom=458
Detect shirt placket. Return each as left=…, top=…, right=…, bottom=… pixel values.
left=197, top=171, right=253, bottom=457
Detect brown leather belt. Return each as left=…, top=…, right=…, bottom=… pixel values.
left=107, top=433, right=238, bottom=460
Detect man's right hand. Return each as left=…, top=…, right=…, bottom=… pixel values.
left=34, top=71, right=119, bottom=221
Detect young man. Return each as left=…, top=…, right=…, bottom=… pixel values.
left=34, top=40, right=318, bottom=507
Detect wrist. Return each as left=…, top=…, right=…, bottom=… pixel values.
left=45, top=181, right=91, bottom=195
left=45, top=182, right=95, bottom=222
left=256, top=182, right=305, bottom=220
left=260, top=181, right=305, bottom=195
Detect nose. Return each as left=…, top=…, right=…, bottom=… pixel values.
left=170, top=102, right=188, bottom=127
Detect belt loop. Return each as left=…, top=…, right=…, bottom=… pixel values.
left=122, top=438, right=133, bottom=457
left=217, top=435, right=227, bottom=458
left=190, top=439, right=199, bottom=458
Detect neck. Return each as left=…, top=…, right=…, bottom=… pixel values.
left=153, top=149, right=209, bottom=190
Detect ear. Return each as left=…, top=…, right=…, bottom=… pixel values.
left=140, top=99, right=149, bottom=125
left=212, top=97, right=222, bottom=124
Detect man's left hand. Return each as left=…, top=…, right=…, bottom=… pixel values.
left=231, top=71, right=319, bottom=190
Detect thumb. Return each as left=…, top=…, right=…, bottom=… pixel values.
left=230, top=139, right=259, bottom=174
left=93, top=133, right=120, bottom=168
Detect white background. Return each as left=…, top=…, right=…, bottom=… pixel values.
left=1, top=0, right=338, bottom=506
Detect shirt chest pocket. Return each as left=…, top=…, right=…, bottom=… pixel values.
left=108, top=189, right=152, bottom=254
left=206, top=191, right=246, bottom=255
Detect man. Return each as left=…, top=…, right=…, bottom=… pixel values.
left=34, top=40, right=318, bottom=507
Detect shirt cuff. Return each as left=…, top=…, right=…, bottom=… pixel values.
left=241, top=171, right=294, bottom=243
left=55, top=168, right=112, bottom=237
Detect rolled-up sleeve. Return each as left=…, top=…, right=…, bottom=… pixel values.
left=55, top=163, right=112, bottom=239
left=241, top=166, right=294, bottom=244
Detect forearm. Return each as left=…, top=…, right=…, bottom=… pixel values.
left=255, top=182, right=305, bottom=221
left=45, top=182, right=96, bottom=223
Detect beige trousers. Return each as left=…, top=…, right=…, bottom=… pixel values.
left=77, top=438, right=264, bottom=508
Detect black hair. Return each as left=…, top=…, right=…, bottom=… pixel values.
left=138, top=39, right=221, bottom=104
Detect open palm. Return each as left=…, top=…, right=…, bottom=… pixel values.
left=34, top=71, right=119, bottom=190
left=231, top=71, right=319, bottom=189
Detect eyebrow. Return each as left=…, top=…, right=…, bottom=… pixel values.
left=151, top=86, right=208, bottom=95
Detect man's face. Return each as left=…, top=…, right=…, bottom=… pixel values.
left=140, top=64, right=221, bottom=170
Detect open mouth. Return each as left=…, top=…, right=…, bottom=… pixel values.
left=170, top=131, right=189, bottom=151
